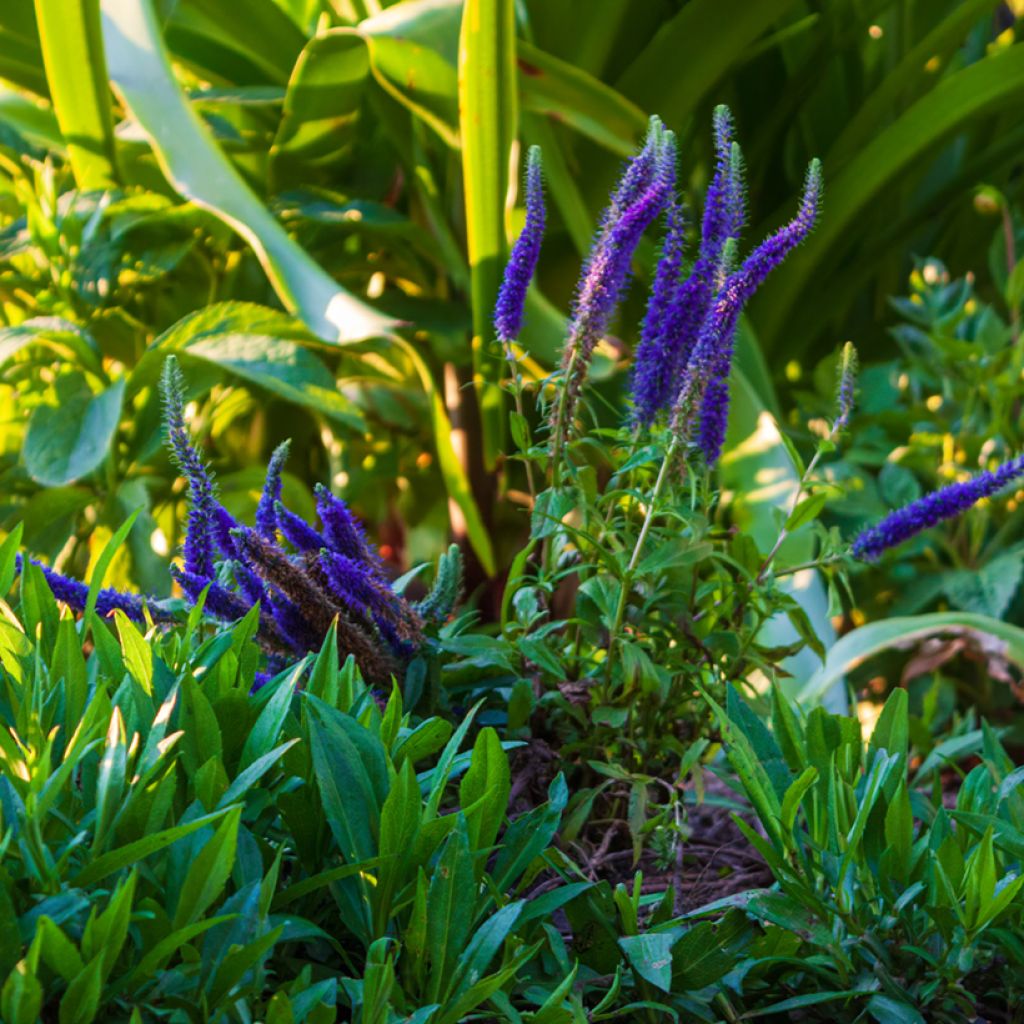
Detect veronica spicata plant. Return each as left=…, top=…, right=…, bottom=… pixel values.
left=18, top=356, right=463, bottom=688
left=484, top=105, right=1024, bottom=798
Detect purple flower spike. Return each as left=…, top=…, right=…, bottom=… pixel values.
left=173, top=566, right=253, bottom=623
left=494, top=146, right=545, bottom=344
left=555, top=119, right=676, bottom=441
left=211, top=504, right=266, bottom=604
left=256, top=441, right=290, bottom=539
left=685, top=160, right=822, bottom=465
left=630, top=108, right=747, bottom=427
left=631, top=195, right=686, bottom=425
left=18, top=554, right=153, bottom=622
left=853, top=455, right=1024, bottom=561
left=276, top=501, right=326, bottom=552
left=314, top=484, right=380, bottom=568
left=320, top=549, right=399, bottom=622
left=700, top=106, right=738, bottom=260
left=161, top=357, right=217, bottom=579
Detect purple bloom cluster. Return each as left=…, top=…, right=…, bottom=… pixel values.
left=494, top=146, right=545, bottom=345
left=631, top=107, right=821, bottom=467
left=555, top=117, right=677, bottom=442
left=852, top=455, right=1024, bottom=561
left=632, top=106, right=744, bottom=428
left=669, top=157, right=822, bottom=465
left=18, top=358, right=463, bottom=686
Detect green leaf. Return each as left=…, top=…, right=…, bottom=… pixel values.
left=459, top=726, right=510, bottom=856
left=72, top=807, right=233, bottom=887
left=239, top=660, right=302, bottom=770
left=944, top=549, right=1024, bottom=619
left=1, top=960, right=43, bottom=1024
left=173, top=805, right=242, bottom=928
left=447, top=901, right=524, bottom=1001
left=269, top=29, right=369, bottom=189
left=618, top=932, right=676, bottom=992
left=866, top=994, right=926, bottom=1024
left=784, top=491, right=828, bottom=533
left=306, top=696, right=385, bottom=862
left=34, top=0, right=117, bottom=188
left=614, top=0, right=799, bottom=130
left=518, top=40, right=646, bottom=157
left=425, top=817, right=476, bottom=1002
left=100, top=0, right=395, bottom=343
left=868, top=687, right=909, bottom=765
left=113, top=611, right=153, bottom=695
left=798, top=612, right=1024, bottom=705
left=721, top=355, right=840, bottom=708
left=132, top=303, right=365, bottom=430
left=84, top=509, right=141, bottom=624
left=459, top=0, right=517, bottom=467
left=395, top=336, right=496, bottom=575
left=58, top=955, right=103, bottom=1024
left=23, top=376, right=124, bottom=487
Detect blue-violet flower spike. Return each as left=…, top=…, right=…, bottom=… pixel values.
left=631, top=194, right=686, bottom=425
left=852, top=454, right=1024, bottom=561
left=256, top=440, right=291, bottom=539
left=555, top=120, right=676, bottom=443
left=494, top=146, right=545, bottom=344
left=161, top=356, right=217, bottom=579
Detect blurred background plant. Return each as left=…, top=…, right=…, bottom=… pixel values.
left=0, top=0, right=1022, bottom=609
left=787, top=197, right=1024, bottom=729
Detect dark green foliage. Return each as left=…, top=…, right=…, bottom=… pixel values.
left=715, top=684, right=1024, bottom=1020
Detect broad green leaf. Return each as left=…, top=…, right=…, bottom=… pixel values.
left=33, top=0, right=117, bottom=187
left=519, top=41, right=646, bottom=157
left=798, top=612, right=1024, bottom=705
left=131, top=303, right=365, bottom=431
left=269, top=29, right=369, bottom=190
left=100, top=0, right=395, bottom=343
left=167, top=0, right=305, bottom=84
left=618, top=932, right=676, bottom=992
left=173, top=805, right=242, bottom=928
left=23, top=375, right=124, bottom=487
left=866, top=995, right=926, bottom=1024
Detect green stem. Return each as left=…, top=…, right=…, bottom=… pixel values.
left=606, top=436, right=679, bottom=683
left=756, top=443, right=825, bottom=584
left=501, top=335, right=536, bottom=498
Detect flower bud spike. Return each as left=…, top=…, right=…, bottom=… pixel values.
left=833, top=341, right=858, bottom=434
